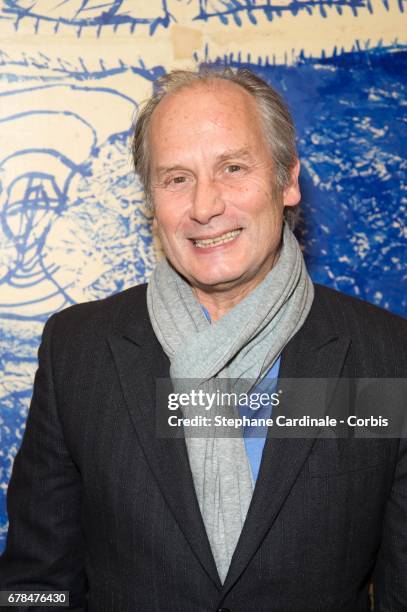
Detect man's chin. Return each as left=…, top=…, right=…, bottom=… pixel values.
left=190, top=274, right=247, bottom=294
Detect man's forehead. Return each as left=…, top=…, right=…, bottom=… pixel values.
left=150, top=86, right=263, bottom=153
left=147, top=79, right=271, bottom=173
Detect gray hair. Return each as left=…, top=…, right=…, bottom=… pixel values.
left=131, top=67, right=299, bottom=228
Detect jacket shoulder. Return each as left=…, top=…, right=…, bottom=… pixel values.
left=313, top=284, right=407, bottom=372
left=313, top=283, right=406, bottom=332
left=48, top=283, right=149, bottom=339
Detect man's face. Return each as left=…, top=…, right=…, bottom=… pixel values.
left=149, top=80, right=300, bottom=297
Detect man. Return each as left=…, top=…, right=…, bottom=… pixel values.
left=0, top=67, right=406, bottom=611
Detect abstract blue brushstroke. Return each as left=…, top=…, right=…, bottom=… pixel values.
left=195, top=0, right=404, bottom=24
left=0, top=56, right=165, bottom=550
left=0, top=0, right=173, bottom=35
left=0, top=45, right=406, bottom=552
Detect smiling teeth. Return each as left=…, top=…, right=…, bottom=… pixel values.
left=194, top=229, right=241, bottom=248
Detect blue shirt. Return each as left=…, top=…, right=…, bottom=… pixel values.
left=201, top=305, right=280, bottom=482
left=237, top=357, right=280, bottom=481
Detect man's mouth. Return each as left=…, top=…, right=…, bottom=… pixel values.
left=192, top=229, right=242, bottom=248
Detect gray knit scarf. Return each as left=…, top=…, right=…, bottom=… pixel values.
left=147, top=223, right=314, bottom=583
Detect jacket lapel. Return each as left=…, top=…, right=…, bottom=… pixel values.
left=221, top=291, right=351, bottom=595
left=108, top=312, right=221, bottom=590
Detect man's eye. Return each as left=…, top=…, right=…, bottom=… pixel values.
left=162, top=175, right=188, bottom=188
left=226, top=164, right=242, bottom=173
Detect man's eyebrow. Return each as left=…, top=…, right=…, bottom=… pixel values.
left=154, top=149, right=255, bottom=180
left=216, top=148, right=254, bottom=163
left=154, top=165, right=187, bottom=180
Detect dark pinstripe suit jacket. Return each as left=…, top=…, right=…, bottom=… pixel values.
left=1, top=283, right=406, bottom=612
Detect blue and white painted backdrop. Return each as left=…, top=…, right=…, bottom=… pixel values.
left=0, top=0, right=405, bottom=550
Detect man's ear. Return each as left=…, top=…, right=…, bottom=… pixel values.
left=152, top=216, right=158, bottom=231
left=283, top=159, right=301, bottom=207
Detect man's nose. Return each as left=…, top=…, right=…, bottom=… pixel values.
left=189, top=176, right=225, bottom=224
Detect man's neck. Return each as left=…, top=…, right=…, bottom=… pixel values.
left=193, top=255, right=279, bottom=322
left=195, top=286, right=254, bottom=322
